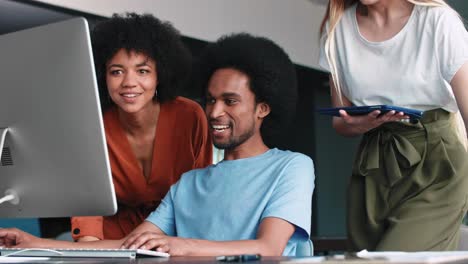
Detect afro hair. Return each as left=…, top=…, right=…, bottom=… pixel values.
left=91, top=13, right=192, bottom=110
left=196, top=33, right=298, bottom=147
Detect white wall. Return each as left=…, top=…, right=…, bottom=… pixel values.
left=34, top=0, right=327, bottom=70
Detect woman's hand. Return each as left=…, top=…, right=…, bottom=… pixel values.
left=76, top=236, right=100, bottom=242
left=121, top=232, right=191, bottom=256
left=335, top=110, right=409, bottom=136
left=0, top=228, right=42, bottom=248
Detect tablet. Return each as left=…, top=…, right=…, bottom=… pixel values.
left=317, top=105, right=424, bottom=120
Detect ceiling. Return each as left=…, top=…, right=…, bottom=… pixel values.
left=1, top=0, right=466, bottom=70
left=1, top=0, right=466, bottom=36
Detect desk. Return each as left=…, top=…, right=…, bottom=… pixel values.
left=7, top=255, right=468, bottom=264
left=16, top=256, right=285, bottom=264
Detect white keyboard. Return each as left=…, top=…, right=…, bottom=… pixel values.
left=0, top=248, right=170, bottom=259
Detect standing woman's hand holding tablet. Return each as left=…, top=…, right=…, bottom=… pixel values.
left=336, top=108, right=408, bottom=136
left=329, top=80, right=409, bottom=137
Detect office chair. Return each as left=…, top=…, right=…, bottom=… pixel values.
left=296, top=239, right=314, bottom=256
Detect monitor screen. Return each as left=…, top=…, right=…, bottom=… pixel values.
left=0, top=17, right=117, bottom=217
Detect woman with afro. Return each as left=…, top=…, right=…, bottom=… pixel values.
left=70, top=13, right=212, bottom=242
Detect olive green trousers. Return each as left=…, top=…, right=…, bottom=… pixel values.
left=348, top=109, right=468, bottom=251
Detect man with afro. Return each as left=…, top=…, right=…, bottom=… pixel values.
left=124, top=33, right=315, bottom=256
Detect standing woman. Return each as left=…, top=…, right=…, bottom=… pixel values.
left=71, top=13, right=212, bottom=242
left=320, top=0, right=468, bottom=251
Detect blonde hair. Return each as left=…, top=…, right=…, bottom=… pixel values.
left=320, top=0, right=467, bottom=148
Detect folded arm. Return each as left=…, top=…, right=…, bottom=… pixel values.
left=0, top=227, right=123, bottom=248
left=0, top=220, right=162, bottom=249
left=71, top=216, right=104, bottom=242
left=121, top=217, right=295, bottom=256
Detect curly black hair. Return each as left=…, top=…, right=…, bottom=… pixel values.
left=91, top=13, right=191, bottom=110
left=196, top=33, right=298, bottom=147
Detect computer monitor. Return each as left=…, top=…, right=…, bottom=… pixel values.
left=0, top=17, right=117, bottom=217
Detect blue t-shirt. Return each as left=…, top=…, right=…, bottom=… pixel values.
left=146, top=148, right=315, bottom=256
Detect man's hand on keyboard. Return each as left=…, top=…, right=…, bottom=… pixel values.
left=121, top=232, right=190, bottom=256
left=0, top=227, right=41, bottom=248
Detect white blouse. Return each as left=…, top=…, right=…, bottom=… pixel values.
left=319, top=3, right=468, bottom=112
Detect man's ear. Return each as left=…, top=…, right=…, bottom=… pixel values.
left=257, top=102, right=271, bottom=119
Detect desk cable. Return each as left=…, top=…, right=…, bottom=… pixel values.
left=0, top=189, right=19, bottom=205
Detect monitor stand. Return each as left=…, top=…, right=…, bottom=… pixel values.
left=0, top=127, right=8, bottom=164
left=0, top=127, right=19, bottom=205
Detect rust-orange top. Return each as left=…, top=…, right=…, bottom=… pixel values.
left=71, top=97, right=212, bottom=240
